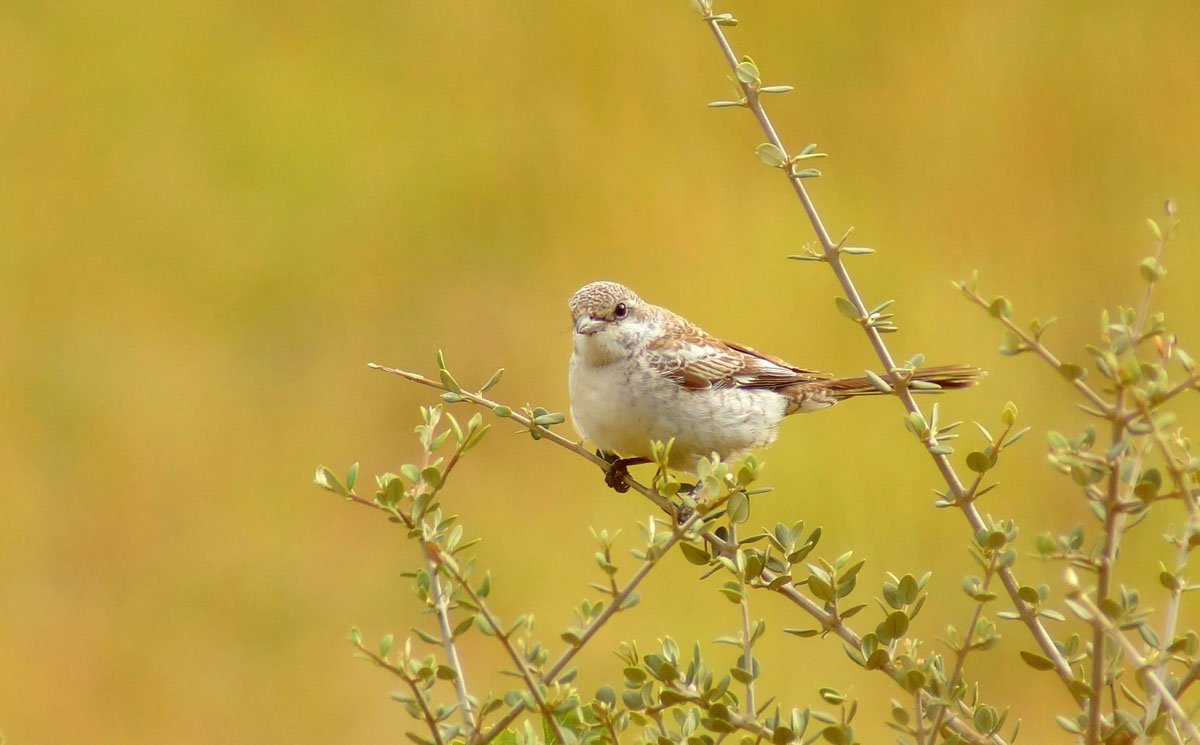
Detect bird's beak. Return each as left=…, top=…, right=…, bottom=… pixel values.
left=574, top=315, right=604, bottom=336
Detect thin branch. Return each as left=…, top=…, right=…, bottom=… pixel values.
left=737, top=535, right=756, bottom=717
left=1142, top=533, right=1193, bottom=739
left=1147, top=412, right=1200, bottom=522
left=434, top=545, right=570, bottom=745
left=369, top=363, right=671, bottom=514
left=370, top=363, right=1004, bottom=745
left=914, top=685, right=928, bottom=745
left=1087, top=401, right=1127, bottom=744
left=477, top=509, right=705, bottom=745
left=1174, top=658, right=1200, bottom=701
left=960, top=289, right=1114, bottom=417
left=1071, top=592, right=1200, bottom=743
left=422, top=539, right=478, bottom=732
left=1142, top=371, right=1200, bottom=413
left=1141, top=407, right=1200, bottom=733
left=697, top=8, right=1083, bottom=709
left=359, top=647, right=447, bottom=745
left=929, top=557, right=998, bottom=740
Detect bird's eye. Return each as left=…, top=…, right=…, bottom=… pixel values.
left=613, top=302, right=627, bottom=319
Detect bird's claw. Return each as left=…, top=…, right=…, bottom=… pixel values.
left=604, top=458, right=632, bottom=493
left=673, top=503, right=695, bottom=525
left=597, top=451, right=652, bottom=494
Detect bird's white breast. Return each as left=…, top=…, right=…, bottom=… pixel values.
left=569, top=349, right=788, bottom=472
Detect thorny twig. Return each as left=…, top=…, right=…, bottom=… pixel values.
left=697, top=1, right=1082, bottom=713
left=371, top=363, right=1005, bottom=745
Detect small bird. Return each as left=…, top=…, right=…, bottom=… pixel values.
left=567, top=281, right=981, bottom=484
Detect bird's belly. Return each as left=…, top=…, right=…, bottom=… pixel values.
left=569, top=357, right=787, bottom=471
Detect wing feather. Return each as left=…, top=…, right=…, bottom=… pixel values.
left=645, top=312, right=831, bottom=391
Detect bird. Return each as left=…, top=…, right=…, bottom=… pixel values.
left=567, top=280, right=981, bottom=486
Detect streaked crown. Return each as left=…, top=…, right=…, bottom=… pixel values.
left=568, top=281, right=642, bottom=321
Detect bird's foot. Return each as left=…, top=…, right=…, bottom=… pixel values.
left=597, top=451, right=650, bottom=493
left=670, top=482, right=699, bottom=524
left=672, top=502, right=695, bottom=525
left=605, top=460, right=632, bottom=493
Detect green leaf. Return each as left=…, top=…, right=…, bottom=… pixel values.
left=595, top=684, right=617, bottom=707
left=818, top=687, right=844, bottom=705
left=727, top=490, right=750, bottom=525
left=1055, top=715, right=1082, bottom=734
left=314, top=466, right=348, bottom=497
left=1019, top=650, right=1055, bottom=671
left=822, top=725, right=851, bottom=745
left=1140, top=257, right=1164, bottom=282
left=987, top=297, right=1013, bottom=319
left=1002, top=426, right=1031, bottom=448
left=734, top=59, right=760, bottom=85
left=755, top=143, right=788, bottom=168
left=1058, top=363, right=1086, bottom=381
left=453, top=615, right=476, bottom=637
left=966, top=451, right=993, bottom=473
left=973, top=706, right=998, bottom=734
left=533, top=412, right=565, bottom=426
left=876, top=611, right=909, bottom=641
left=439, top=369, right=461, bottom=394
left=834, top=297, right=860, bottom=320
left=480, top=367, right=504, bottom=392
left=679, top=542, right=711, bottom=566
left=1001, top=401, right=1018, bottom=425
left=492, top=405, right=512, bottom=417
left=808, top=573, right=834, bottom=603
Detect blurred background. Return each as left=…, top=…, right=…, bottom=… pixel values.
left=2, top=1, right=1199, bottom=742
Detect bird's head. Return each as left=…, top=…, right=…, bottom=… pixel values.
left=568, top=281, right=654, bottom=364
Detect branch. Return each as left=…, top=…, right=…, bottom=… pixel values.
left=358, top=646, right=447, bottom=745
left=1069, top=590, right=1200, bottom=743
left=433, top=544, right=570, bottom=745
left=1086, top=402, right=1127, bottom=744
left=368, top=363, right=671, bottom=514
left=929, top=556, right=999, bottom=740
left=736, top=527, right=756, bottom=717
left=696, top=5, right=1083, bottom=710
left=422, top=539, right=478, bottom=733
left=959, top=288, right=1113, bottom=418
left=370, top=362, right=1003, bottom=744
left=1141, top=371, right=1200, bottom=413
left=477, top=510, right=705, bottom=745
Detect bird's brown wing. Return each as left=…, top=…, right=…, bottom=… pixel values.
left=645, top=313, right=831, bottom=391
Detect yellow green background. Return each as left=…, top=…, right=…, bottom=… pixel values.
left=3, top=1, right=1199, bottom=742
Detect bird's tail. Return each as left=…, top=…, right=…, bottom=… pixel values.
left=825, top=364, right=984, bottom=399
